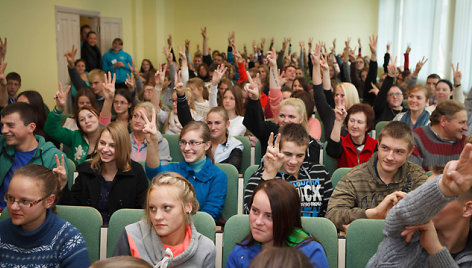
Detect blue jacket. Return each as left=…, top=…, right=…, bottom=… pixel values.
left=102, top=49, right=133, bottom=83
left=226, top=239, right=329, bottom=268
left=145, top=158, right=227, bottom=220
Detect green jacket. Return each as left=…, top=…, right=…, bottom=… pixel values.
left=0, top=135, right=69, bottom=186
left=44, top=108, right=89, bottom=166
left=326, top=152, right=426, bottom=231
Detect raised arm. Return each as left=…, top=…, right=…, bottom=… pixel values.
left=143, top=108, right=160, bottom=169
left=0, top=58, right=8, bottom=107
left=326, top=106, right=347, bottom=158
left=0, top=36, right=6, bottom=62
left=451, top=62, right=464, bottom=103
left=373, top=57, right=397, bottom=117
left=179, top=46, right=189, bottom=86
left=267, top=48, right=283, bottom=117
left=151, top=64, right=166, bottom=111
left=209, top=64, right=227, bottom=107
left=99, top=72, right=116, bottom=125
left=363, top=35, right=378, bottom=105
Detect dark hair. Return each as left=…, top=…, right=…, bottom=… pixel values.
left=223, top=85, right=244, bottom=116
left=197, top=63, right=210, bottom=82
left=377, top=121, right=414, bottom=151
left=139, top=59, right=155, bottom=74
left=1, top=102, right=37, bottom=126
left=74, top=88, right=99, bottom=114
left=279, top=123, right=310, bottom=148
left=245, top=180, right=307, bottom=247
left=74, top=59, right=86, bottom=66
left=436, top=79, right=453, bottom=92
left=86, top=31, right=97, bottom=38
left=80, top=24, right=91, bottom=33
left=179, top=121, right=213, bottom=162
left=344, top=103, right=375, bottom=131
left=291, top=90, right=314, bottom=119
left=6, top=72, right=21, bottom=84
left=74, top=105, right=100, bottom=135
left=430, top=100, right=465, bottom=125
left=12, top=164, right=60, bottom=212
left=114, top=88, right=135, bottom=119
left=112, top=38, right=123, bottom=46
left=427, top=73, right=441, bottom=80
left=249, top=247, right=313, bottom=268
left=17, top=90, right=48, bottom=136
left=292, top=77, right=310, bottom=92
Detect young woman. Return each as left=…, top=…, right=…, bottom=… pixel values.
left=61, top=122, right=149, bottom=224
left=327, top=103, right=377, bottom=168
left=372, top=59, right=406, bottom=123
left=144, top=110, right=227, bottom=222
left=393, top=85, right=431, bottom=129
left=222, top=86, right=246, bottom=137
left=45, top=84, right=102, bottom=165
left=291, top=90, right=321, bottom=140
left=113, top=172, right=216, bottom=267
left=62, top=87, right=98, bottom=131
left=99, top=87, right=135, bottom=130
left=139, top=58, right=155, bottom=84
left=0, top=164, right=89, bottom=267
left=130, top=101, right=171, bottom=164
left=226, top=179, right=328, bottom=268
left=70, top=59, right=90, bottom=98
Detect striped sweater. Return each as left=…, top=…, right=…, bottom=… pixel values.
left=243, top=161, right=333, bottom=217
left=409, top=125, right=465, bottom=171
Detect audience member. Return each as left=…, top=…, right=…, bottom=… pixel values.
left=326, top=121, right=426, bottom=231
left=82, top=31, right=102, bottom=71
left=227, top=179, right=328, bottom=268
left=102, top=38, right=133, bottom=87
left=113, top=172, right=216, bottom=267
left=393, top=84, right=431, bottom=129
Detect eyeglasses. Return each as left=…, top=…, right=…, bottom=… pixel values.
left=4, top=194, right=49, bottom=208
left=178, top=140, right=205, bottom=147
left=388, top=92, right=403, bottom=97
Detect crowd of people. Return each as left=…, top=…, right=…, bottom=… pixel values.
left=0, top=23, right=471, bottom=267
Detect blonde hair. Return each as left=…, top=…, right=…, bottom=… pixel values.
left=279, top=98, right=310, bottom=134
left=91, top=122, right=131, bottom=172
left=133, top=101, right=159, bottom=130
left=91, top=256, right=152, bottom=268
left=88, top=69, right=105, bottom=81
left=336, top=82, right=360, bottom=110
left=145, top=172, right=199, bottom=227
left=187, top=77, right=209, bottom=100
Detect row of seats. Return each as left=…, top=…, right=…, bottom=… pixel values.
left=0, top=206, right=387, bottom=268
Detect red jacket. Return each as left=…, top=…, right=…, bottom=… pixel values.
left=337, top=133, right=377, bottom=168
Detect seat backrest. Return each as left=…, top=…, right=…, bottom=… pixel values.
left=223, top=214, right=250, bottom=267
left=254, top=139, right=261, bottom=165
left=243, top=164, right=259, bottom=189
left=66, top=157, right=76, bottom=190
left=323, top=141, right=338, bottom=177
left=233, top=136, right=251, bottom=173
left=223, top=215, right=338, bottom=268
left=107, top=209, right=215, bottom=258
left=216, top=163, right=239, bottom=220
left=345, top=219, right=385, bottom=268
left=301, top=217, right=338, bottom=268
left=331, top=167, right=351, bottom=189
left=162, top=134, right=184, bottom=163
left=375, top=121, right=390, bottom=139
left=1, top=206, right=103, bottom=263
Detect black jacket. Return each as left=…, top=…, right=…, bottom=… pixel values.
left=61, top=160, right=148, bottom=223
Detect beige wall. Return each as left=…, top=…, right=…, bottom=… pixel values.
left=0, top=0, right=378, bottom=108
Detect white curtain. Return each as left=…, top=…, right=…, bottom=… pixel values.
left=451, top=0, right=472, bottom=93
left=377, top=0, right=462, bottom=86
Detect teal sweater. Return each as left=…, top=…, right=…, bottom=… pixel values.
left=0, top=134, right=69, bottom=186
left=44, top=107, right=90, bottom=166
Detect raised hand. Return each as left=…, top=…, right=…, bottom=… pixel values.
left=244, top=71, right=260, bottom=100
left=266, top=48, right=277, bottom=68
left=154, top=63, right=167, bottom=89
left=167, top=35, right=172, bottom=48
left=413, top=57, right=428, bottom=76
left=405, top=45, right=411, bottom=54
left=369, top=82, right=380, bottom=95
left=102, top=72, right=116, bottom=100
left=0, top=37, right=7, bottom=60
left=386, top=42, right=391, bottom=53
left=262, top=132, right=285, bottom=180
left=345, top=37, right=351, bottom=49
left=178, top=46, right=187, bottom=67
left=52, top=154, right=68, bottom=190
left=439, top=144, right=472, bottom=197
left=308, top=37, right=313, bottom=52
left=330, top=38, right=336, bottom=54
left=0, top=58, right=7, bottom=85
left=310, top=43, right=322, bottom=66
left=358, top=38, right=362, bottom=47
left=232, top=43, right=243, bottom=63
left=261, top=37, right=266, bottom=48
left=139, top=107, right=158, bottom=142
left=201, top=26, right=207, bottom=39
left=173, top=70, right=185, bottom=96
left=185, top=39, right=190, bottom=52
left=451, top=62, right=462, bottom=86
left=163, top=47, right=173, bottom=63
left=320, top=54, right=329, bottom=72
left=334, top=105, right=347, bottom=122
left=128, top=62, right=139, bottom=76
left=387, top=56, right=399, bottom=78
left=369, top=35, right=378, bottom=58
left=64, top=45, right=77, bottom=68
left=54, top=82, right=71, bottom=111
left=211, top=64, right=227, bottom=87
left=125, top=73, right=135, bottom=90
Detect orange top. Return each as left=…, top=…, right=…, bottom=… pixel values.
left=163, top=225, right=192, bottom=257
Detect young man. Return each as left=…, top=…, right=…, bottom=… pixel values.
left=244, top=123, right=332, bottom=217
left=68, top=67, right=106, bottom=109
left=81, top=31, right=101, bottom=72
left=326, top=121, right=427, bottom=231
left=1, top=72, right=21, bottom=105
left=409, top=100, right=467, bottom=171
left=0, top=103, right=68, bottom=211
left=102, top=38, right=133, bottom=87
left=368, top=143, right=472, bottom=267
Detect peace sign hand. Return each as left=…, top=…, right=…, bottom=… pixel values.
left=139, top=107, right=159, bottom=142
left=53, top=154, right=68, bottom=190
left=266, top=48, right=277, bottom=68
left=64, top=45, right=77, bottom=68
left=451, top=62, right=462, bottom=86
left=102, top=72, right=116, bottom=100
left=154, top=63, right=167, bottom=89
left=244, top=71, right=260, bottom=100
left=262, top=132, right=285, bottom=180
left=54, top=82, right=71, bottom=111
left=211, top=64, right=227, bottom=86
left=125, top=73, right=135, bottom=90
left=173, top=71, right=185, bottom=97
left=387, top=56, right=399, bottom=78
